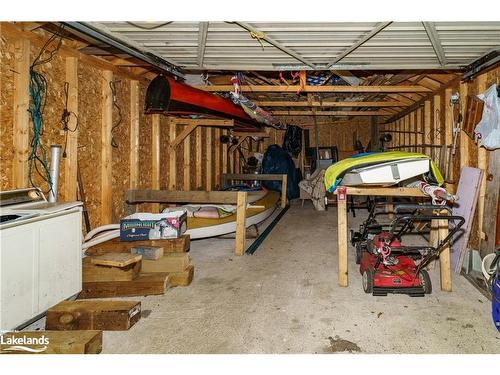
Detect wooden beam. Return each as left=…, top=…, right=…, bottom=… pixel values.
left=281, top=174, right=288, bottom=209
left=422, top=22, right=447, bottom=67
left=214, top=128, right=221, bottom=189
left=170, top=123, right=197, bottom=148
left=196, top=85, right=432, bottom=93
left=337, top=188, right=348, bottom=286
left=206, top=127, right=213, bottom=190
left=327, top=21, right=392, bottom=67
left=125, top=189, right=260, bottom=205
left=235, top=191, right=248, bottom=256
left=197, top=22, right=209, bottom=67
left=101, top=70, right=113, bottom=225
left=12, top=38, right=30, bottom=188
left=477, top=74, right=488, bottom=247
left=129, top=81, right=140, bottom=189
left=255, top=100, right=407, bottom=107
left=234, top=21, right=317, bottom=69
left=222, top=130, right=228, bottom=176
left=271, top=110, right=387, bottom=116
left=168, top=118, right=176, bottom=190
left=195, top=127, right=202, bottom=189
left=170, top=118, right=234, bottom=127
left=152, top=114, right=161, bottom=211
left=63, top=57, right=79, bottom=201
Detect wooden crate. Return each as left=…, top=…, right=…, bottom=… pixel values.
left=46, top=300, right=141, bottom=331
left=82, top=257, right=141, bottom=282
left=0, top=331, right=102, bottom=354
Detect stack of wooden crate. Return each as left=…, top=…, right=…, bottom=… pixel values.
left=81, top=235, right=194, bottom=299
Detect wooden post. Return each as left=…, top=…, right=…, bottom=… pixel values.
left=151, top=114, right=160, bottom=212
left=101, top=70, right=113, bottom=225
left=222, top=130, right=228, bottom=175
left=183, top=132, right=190, bottom=191
left=337, top=187, right=348, bottom=286
left=433, top=95, right=442, bottom=145
left=168, top=118, right=176, bottom=190
left=129, top=80, right=140, bottom=189
left=438, top=213, right=452, bottom=292
left=12, top=38, right=30, bottom=188
left=214, top=128, right=221, bottom=189
left=458, top=82, right=470, bottom=169
left=195, top=127, right=202, bottom=189
left=476, top=74, right=488, bottom=246
left=206, top=127, right=213, bottom=190
left=235, top=191, right=248, bottom=256
left=424, top=100, right=432, bottom=156
left=281, top=174, right=288, bottom=208
left=387, top=197, right=394, bottom=220
left=416, top=108, right=423, bottom=146
left=63, top=57, right=78, bottom=201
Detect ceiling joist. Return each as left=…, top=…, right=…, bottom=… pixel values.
left=272, top=110, right=389, bottom=116
left=422, top=22, right=448, bottom=67
left=195, top=85, right=432, bottom=93
left=255, top=101, right=407, bottom=107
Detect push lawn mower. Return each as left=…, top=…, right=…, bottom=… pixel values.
left=351, top=204, right=464, bottom=297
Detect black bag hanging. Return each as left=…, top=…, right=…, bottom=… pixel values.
left=282, top=125, right=303, bottom=158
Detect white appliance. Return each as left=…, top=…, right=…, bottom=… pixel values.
left=0, top=188, right=82, bottom=331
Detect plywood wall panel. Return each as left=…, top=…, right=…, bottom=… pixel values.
left=138, top=82, right=152, bottom=190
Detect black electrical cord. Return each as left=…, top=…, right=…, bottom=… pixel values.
left=61, top=81, right=79, bottom=158
left=109, top=81, right=122, bottom=148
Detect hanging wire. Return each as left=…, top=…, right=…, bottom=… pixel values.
left=27, top=24, right=65, bottom=193
left=109, top=81, right=122, bottom=148
left=61, top=81, right=79, bottom=158
left=126, top=21, right=172, bottom=30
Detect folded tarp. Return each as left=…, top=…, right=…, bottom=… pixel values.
left=324, top=151, right=444, bottom=193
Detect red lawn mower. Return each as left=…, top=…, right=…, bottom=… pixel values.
left=351, top=204, right=464, bottom=297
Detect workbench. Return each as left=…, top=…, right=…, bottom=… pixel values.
left=335, top=186, right=452, bottom=291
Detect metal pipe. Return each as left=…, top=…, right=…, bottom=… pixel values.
left=48, top=145, right=62, bottom=203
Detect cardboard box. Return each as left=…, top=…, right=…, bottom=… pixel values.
left=120, top=211, right=187, bottom=242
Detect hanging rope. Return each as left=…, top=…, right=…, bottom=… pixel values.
left=249, top=30, right=266, bottom=50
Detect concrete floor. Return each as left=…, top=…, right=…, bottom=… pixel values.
left=102, top=202, right=500, bottom=354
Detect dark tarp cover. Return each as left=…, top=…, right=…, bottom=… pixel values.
left=261, top=144, right=300, bottom=200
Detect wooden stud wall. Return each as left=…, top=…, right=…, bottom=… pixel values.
left=382, top=63, right=500, bottom=256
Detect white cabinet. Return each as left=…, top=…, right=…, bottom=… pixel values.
left=0, top=208, right=82, bottom=331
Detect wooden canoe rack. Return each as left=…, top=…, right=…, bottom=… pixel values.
left=221, top=173, right=288, bottom=209
left=124, top=189, right=253, bottom=256
left=168, top=118, right=234, bottom=148
left=334, top=186, right=452, bottom=292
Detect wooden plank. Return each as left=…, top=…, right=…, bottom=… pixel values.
left=433, top=94, right=442, bottom=145
left=168, top=118, right=176, bottom=190
left=337, top=189, right=348, bottom=287
left=85, top=235, right=190, bottom=255
left=480, top=149, right=500, bottom=257
left=101, top=70, right=113, bottom=224
left=172, top=118, right=234, bottom=127
left=141, top=253, right=190, bottom=273
left=91, top=253, right=142, bottom=268
left=63, top=57, right=79, bottom=201
left=82, top=257, right=141, bottom=282
left=222, top=130, right=228, bottom=176
left=131, top=246, right=164, bottom=260
left=12, top=38, right=30, bottom=188
left=0, top=331, right=102, bottom=354
left=206, top=127, right=213, bottom=190
left=222, top=173, right=287, bottom=183
left=424, top=100, right=432, bottom=148
left=125, top=189, right=250, bottom=204
left=416, top=107, right=423, bottom=145
left=254, top=100, right=407, bottom=107
left=169, top=264, right=194, bottom=287
left=195, top=127, right=203, bottom=189
left=152, top=114, right=161, bottom=211
left=235, top=191, right=248, bottom=256
left=281, top=174, right=288, bottom=208
left=79, top=273, right=170, bottom=299
left=458, top=82, right=470, bottom=169
left=196, top=85, right=432, bottom=93
left=343, top=187, right=426, bottom=197
left=129, top=81, right=140, bottom=189
left=183, top=131, right=191, bottom=191
left=46, top=300, right=141, bottom=331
